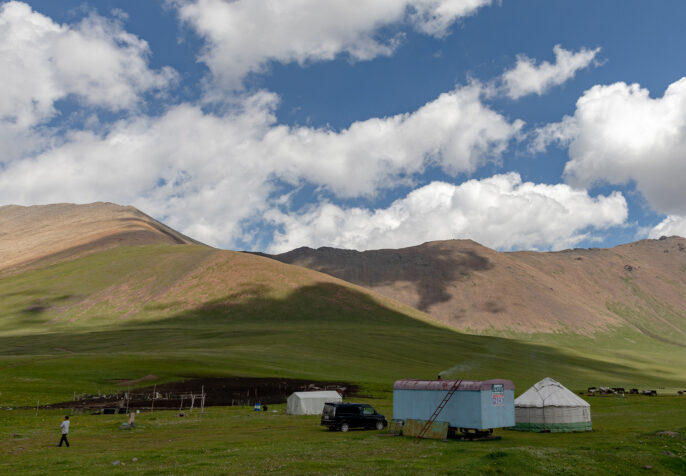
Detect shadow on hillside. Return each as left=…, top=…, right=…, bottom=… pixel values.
left=19, top=294, right=74, bottom=314
left=0, top=282, right=678, bottom=392
left=268, top=245, right=494, bottom=311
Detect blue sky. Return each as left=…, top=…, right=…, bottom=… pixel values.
left=2, top=0, right=686, bottom=252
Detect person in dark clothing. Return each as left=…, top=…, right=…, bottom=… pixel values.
left=58, top=416, right=70, bottom=447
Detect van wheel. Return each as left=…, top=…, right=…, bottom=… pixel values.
left=340, top=422, right=350, bottom=432
left=375, top=421, right=384, bottom=431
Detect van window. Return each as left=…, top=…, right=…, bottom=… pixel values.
left=337, top=406, right=359, bottom=415
left=362, top=407, right=375, bottom=415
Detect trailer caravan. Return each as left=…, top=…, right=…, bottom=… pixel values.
left=392, top=379, right=515, bottom=437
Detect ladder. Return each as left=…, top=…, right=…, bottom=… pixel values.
left=415, top=379, right=462, bottom=440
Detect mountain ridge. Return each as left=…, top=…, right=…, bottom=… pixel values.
left=0, top=202, right=201, bottom=276
left=266, top=236, right=686, bottom=341
left=2, top=202, right=686, bottom=411
left=3, top=201, right=685, bottom=343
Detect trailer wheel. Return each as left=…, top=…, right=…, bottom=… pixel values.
left=340, top=422, right=350, bottom=432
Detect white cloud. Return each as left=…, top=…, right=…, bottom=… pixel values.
left=538, top=78, right=686, bottom=216
left=0, top=98, right=276, bottom=247
left=649, top=216, right=686, bottom=239
left=502, top=45, right=600, bottom=99
left=0, top=83, right=521, bottom=247
left=0, top=1, right=176, bottom=128
left=174, top=0, right=491, bottom=89
left=263, top=83, right=523, bottom=197
left=267, top=173, right=628, bottom=252
left=408, top=0, right=494, bottom=37
left=2, top=2, right=630, bottom=253
left=529, top=115, right=578, bottom=153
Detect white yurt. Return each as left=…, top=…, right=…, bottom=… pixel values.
left=514, top=377, right=591, bottom=432
left=286, top=391, right=342, bottom=415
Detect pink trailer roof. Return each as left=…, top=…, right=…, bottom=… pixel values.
left=393, top=379, right=515, bottom=392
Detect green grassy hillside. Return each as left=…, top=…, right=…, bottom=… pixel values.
left=1, top=244, right=685, bottom=408
left=2, top=244, right=686, bottom=474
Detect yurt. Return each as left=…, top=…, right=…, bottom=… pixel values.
left=286, top=391, right=342, bottom=415
left=514, top=377, right=591, bottom=432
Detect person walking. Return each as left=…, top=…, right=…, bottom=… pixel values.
left=58, top=416, right=70, bottom=447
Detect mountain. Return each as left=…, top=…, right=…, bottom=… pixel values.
left=2, top=202, right=685, bottom=409
left=266, top=238, right=686, bottom=344
left=0, top=202, right=436, bottom=329
left=0, top=202, right=200, bottom=275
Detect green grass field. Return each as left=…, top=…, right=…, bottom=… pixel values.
left=2, top=245, right=686, bottom=474
left=2, top=398, right=685, bottom=475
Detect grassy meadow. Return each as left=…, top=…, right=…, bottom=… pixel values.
left=1, top=244, right=686, bottom=474
left=2, top=398, right=685, bottom=475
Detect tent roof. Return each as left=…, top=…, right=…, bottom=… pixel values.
left=515, top=378, right=590, bottom=408
left=289, top=391, right=341, bottom=400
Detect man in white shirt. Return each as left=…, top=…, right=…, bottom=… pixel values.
left=58, top=416, right=70, bottom=447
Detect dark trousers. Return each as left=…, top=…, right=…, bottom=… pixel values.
left=59, top=434, right=69, bottom=447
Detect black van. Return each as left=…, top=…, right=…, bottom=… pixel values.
left=321, top=403, right=387, bottom=432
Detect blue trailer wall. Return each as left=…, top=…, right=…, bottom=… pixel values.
left=393, top=379, right=515, bottom=430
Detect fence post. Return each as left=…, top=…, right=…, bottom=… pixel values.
left=201, top=385, right=205, bottom=414
left=151, top=385, right=156, bottom=413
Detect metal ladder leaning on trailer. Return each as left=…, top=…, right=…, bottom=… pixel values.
left=415, top=379, right=462, bottom=440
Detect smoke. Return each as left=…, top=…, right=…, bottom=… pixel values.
left=438, top=361, right=475, bottom=378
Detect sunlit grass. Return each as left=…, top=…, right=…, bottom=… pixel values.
left=2, top=244, right=686, bottom=473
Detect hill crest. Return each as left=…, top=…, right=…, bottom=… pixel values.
left=267, top=237, right=686, bottom=340
left=0, top=202, right=200, bottom=275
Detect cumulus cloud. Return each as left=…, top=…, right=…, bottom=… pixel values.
left=529, top=115, right=578, bottom=153
left=502, top=45, right=600, bottom=99
left=649, top=216, right=686, bottom=239
left=0, top=1, right=176, bottom=128
left=537, top=78, right=686, bottom=216
left=0, top=83, right=521, bottom=247
left=174, top=0, right=491, bottom=89
left=263, top=83, right=523, bottom=197
left=1, top=2, right=632, bottom=252
left=0, top=97, right=276, bottom=246
left=267, top=173, right=628, bottom=252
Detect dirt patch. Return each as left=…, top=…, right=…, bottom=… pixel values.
left=42, top=377, right=357, bottom=410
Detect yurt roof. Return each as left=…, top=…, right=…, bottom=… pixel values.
left=289, top=391, right=341, bottom=400
left=515, top=377, right=590, bottom=408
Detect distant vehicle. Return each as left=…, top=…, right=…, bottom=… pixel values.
left=321, top=402, right=387, bottom=432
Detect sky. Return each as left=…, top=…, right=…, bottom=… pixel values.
left=1, top=0, right=686, bottom=253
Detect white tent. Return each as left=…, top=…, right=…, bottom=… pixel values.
left=286, top=391, right=342, bottom=415
left=514, top=377, right=591, bottom=432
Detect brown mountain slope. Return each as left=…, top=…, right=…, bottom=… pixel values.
left=267, top=238, right=686, bottom=341
left=0, top=202, right=201, bottom=275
